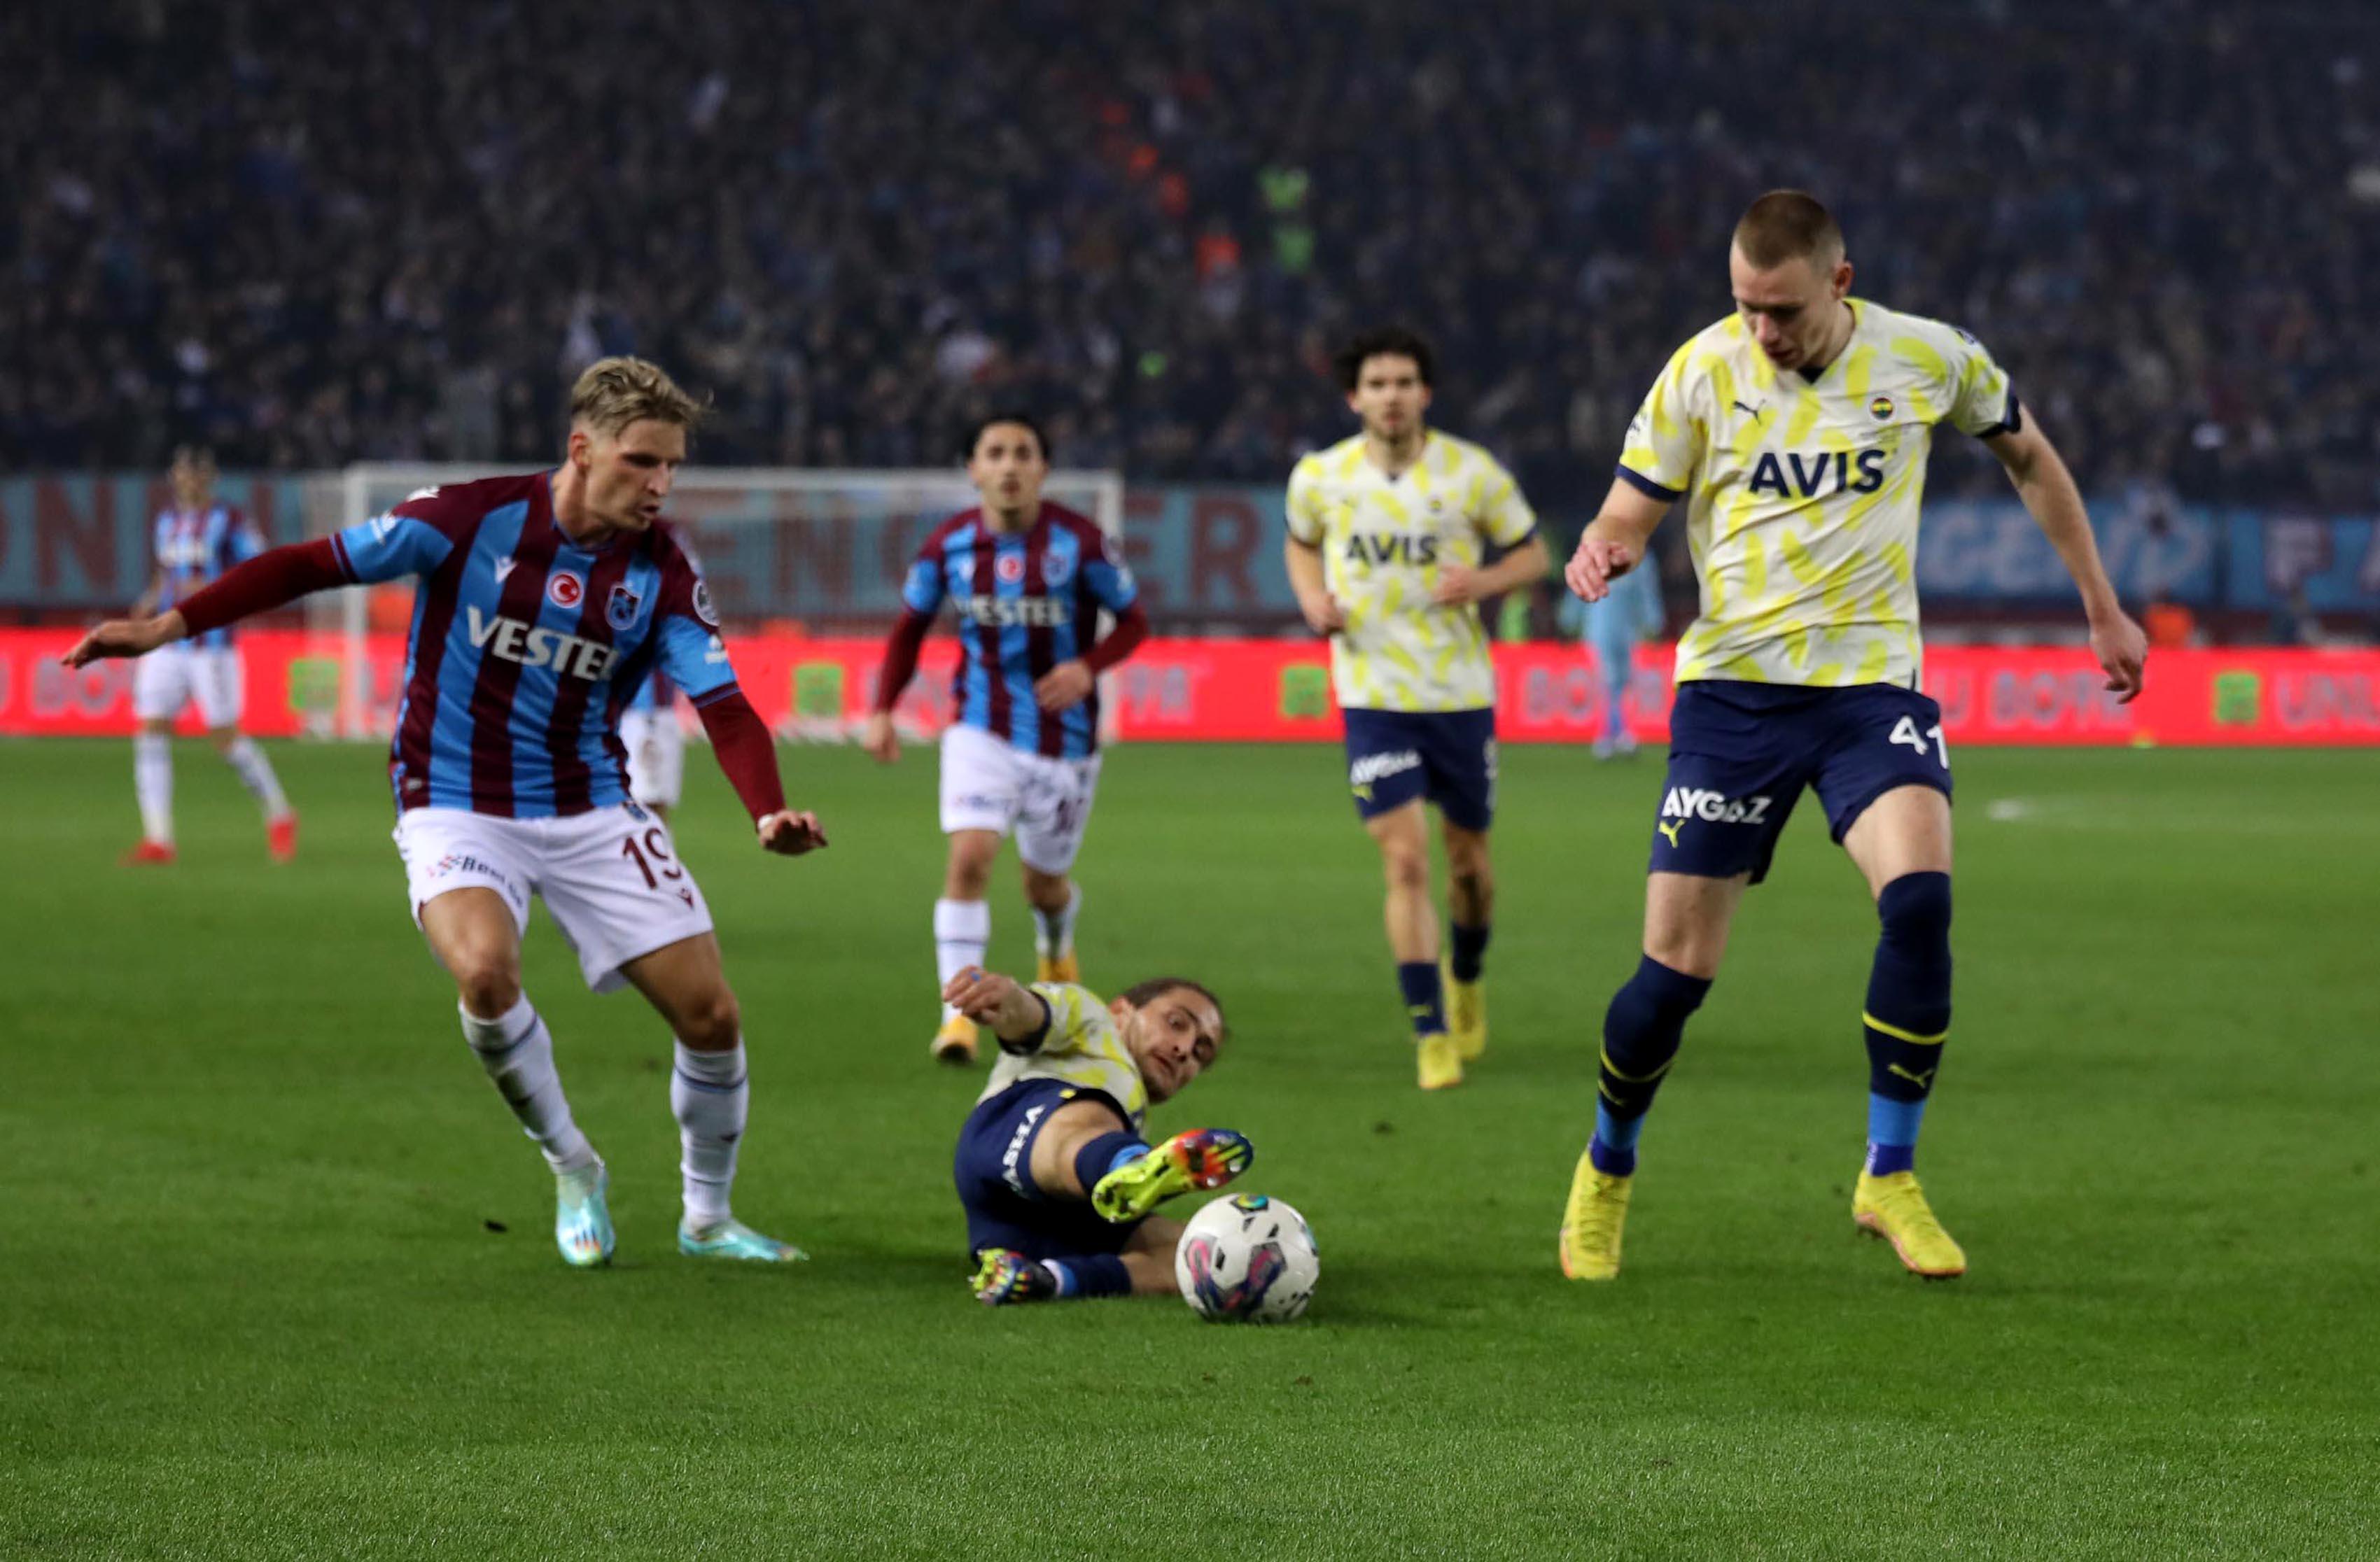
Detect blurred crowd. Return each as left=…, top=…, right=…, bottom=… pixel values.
left=6, top=0, right=2376, bottom=509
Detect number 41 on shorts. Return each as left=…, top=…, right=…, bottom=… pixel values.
left=1889, top=715, right=1948, bottom=767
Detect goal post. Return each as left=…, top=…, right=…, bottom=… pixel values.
left=309, top=463, right=1128, bottom=740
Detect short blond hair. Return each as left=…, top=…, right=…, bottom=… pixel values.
left=568, top=356, right=705, bottom=439
left=1732, top=190, right=1845, bottom=269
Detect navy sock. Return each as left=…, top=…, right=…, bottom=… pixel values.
left=1397, top=961, right=1446, bottom=1037
left=1073, top=1130, right=1149, bottom=1198
left=1863, top=872, right=1952, bottom=1174
left=1593, top=954, right=1712, bottom=1169
left=1449, top=922, right=1491, bottom=983
left=1864, top=1097, right=1924, bottom=1176
left=1048, top=1253, right=1133, bottom=1299
left=1588, top=1102, right=1642, bottom=1176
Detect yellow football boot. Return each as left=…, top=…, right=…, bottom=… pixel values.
left=1853, top=1170, right=1967, bottom=1279
left=929, top=1013, right=980, bottom=1067
left=1036, top=950, right=1080, bottom=984
left=1558, top=1148, right=1632, bottom=1280
left=1444, top=962, right=1487, bottom=1061
left=1416, top=1032, right=1464, bottom=1090
left=1090, top=1129, right=1254, bottom=1223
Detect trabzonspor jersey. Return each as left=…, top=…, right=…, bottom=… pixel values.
left=155, top=507, right=265, bottom=651
left=1285, top=432, right=1537, bottom=712
left=978, top=983, right=1147, bottom=1131
left=899, top=502, right=1136, bottom=759
left=1618, top=298, right=2019, bottom=688
left=627, top=668, right=675, bottom=712
left=332, top=472, right=736, bottom=818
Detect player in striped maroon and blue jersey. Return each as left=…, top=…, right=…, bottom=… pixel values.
left=67, top=358, right=827, bottom=1269
left=862, top=414, right=1149, bottom=1065
left=123, top=445, right=299, bottom=864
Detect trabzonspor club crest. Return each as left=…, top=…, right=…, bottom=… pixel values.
left=606, top=582, right=645, bottom=631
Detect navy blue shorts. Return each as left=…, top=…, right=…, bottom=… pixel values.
left=1342, top=707, right=1497, bottom=831
left=952, top=1078, right=1141, bottom=1260
left=1651, top=680, right=1952, bottom=885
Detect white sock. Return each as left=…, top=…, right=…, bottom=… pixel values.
left=134, top=733, right=173, bottom=844
left=1032, top=882, right=1082, bottom=959
left=934, top=899, right=992, bottom=1022
left=221, top=737, right=291, bottom=818
left=672, top=1041, right=748, bottom=1229
left=460, top=998, right=596, bottom=1174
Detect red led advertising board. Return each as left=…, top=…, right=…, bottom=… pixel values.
left=3, top=631, right=2375, bottom=746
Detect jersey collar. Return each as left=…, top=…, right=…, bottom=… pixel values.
left=1795, top=299, right=1864, bottom=386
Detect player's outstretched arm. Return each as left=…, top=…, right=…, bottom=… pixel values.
left=941, top=966, right=1051, bottom=1046
left=1984, top=416, right=2148, bottom=703
left=64, top=538, right=349, bottom=667
left=1565, top=479, right=1671, bottom=602
left=63, top=611, right=186, bottom=666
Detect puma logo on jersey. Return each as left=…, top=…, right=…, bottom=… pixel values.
left=1660, top=787, right=1772, bottom=824
left=1657, top=820, right=1684, bottom=847
left=1732, top=399, right=1767, bottom=420
left=1747, top=449, right=1887, bottom=498
left=1343, top=533, right=1441, bottom=568
left=463, top=605, right=616, bottom=680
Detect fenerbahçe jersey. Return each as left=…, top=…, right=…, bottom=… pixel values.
left=978, top=983, right=1148, bottom=1132
left=1618, top=297, right=2018, bottom=688
left=331, top=472, right=738, bottom=819
left=1286, top=432, right=1537, bottom=712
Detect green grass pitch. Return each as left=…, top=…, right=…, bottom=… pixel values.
left=4, top=736, right=2376, bottom=1559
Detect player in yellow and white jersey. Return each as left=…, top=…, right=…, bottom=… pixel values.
left=1285, top=327, right=1549, bottom=1092
left=1556, top=192, right=2146, bottom=1284
left=947, top=966, right=1252, bottom=1305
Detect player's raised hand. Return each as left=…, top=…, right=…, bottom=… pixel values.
left=1564, top=535, right=1637, bottom=603
left=62, top=612, right=184, bottom=668
left=941, top=965, right=1048, bottom=1041
left=756, top=809, right=828, bottom=855
left=859, top=711, right=901, bottom=764
left=1296, top=590, right=1346, bottom=636
left=2091, top=610, right=2149, bottom=704
left=1032, top=658, right=1094, bottom=712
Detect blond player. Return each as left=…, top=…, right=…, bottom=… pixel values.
left=1285, top=327, right=1550, bottom=1091
left=1557, top=192, right=2146, bottom=1283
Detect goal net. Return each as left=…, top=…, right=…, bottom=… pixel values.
left=302, top=464, right=1126, bottom=741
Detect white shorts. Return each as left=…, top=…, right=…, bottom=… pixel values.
left=134, top=645, right=243, bottom=727
left=619, top=707, right=686, bottom=808
left=394, top=804, right=713, bottom=993
left=939, top=722, right=1102, bottom=874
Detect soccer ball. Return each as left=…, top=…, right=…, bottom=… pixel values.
left=1175, top=1193, right=1319, bottom=1323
